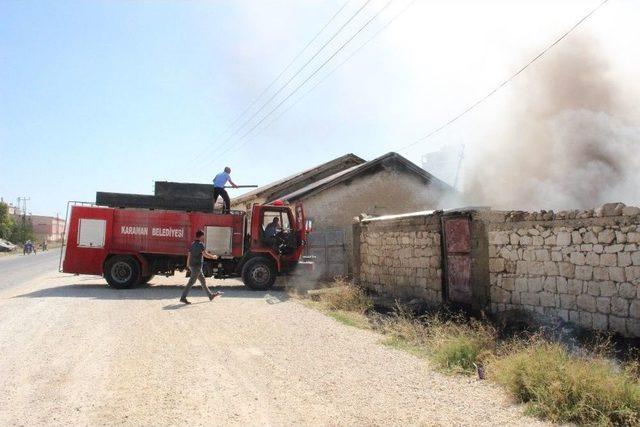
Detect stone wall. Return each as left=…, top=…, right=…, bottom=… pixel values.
left=355, top=212, right=442, bottom=304
left=353, top=203, right=640, bottom=337
left=482, top=204, right=640, bottom=337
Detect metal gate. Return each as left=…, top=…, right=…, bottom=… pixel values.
left=307, top=229, right=347, bottom=279
left=442, top=215, right=472, bottom=305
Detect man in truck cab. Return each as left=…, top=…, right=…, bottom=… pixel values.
left=263, top=216, right=281, bottom=247
left=262, top=214, right=296, bottom=254
left=180, top=230, right=220, bottom=304
left=212, top=166, right=238, bottom=214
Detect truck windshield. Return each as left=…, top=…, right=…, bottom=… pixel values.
left=262, top=211, right=290, bottom=232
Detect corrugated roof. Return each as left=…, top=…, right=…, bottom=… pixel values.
left=361, top=210, right=438, bottom=223
left=232, top=153, right=365, bottom=204
left=278, top=152, right=454, bottom=202
left=277, top=164, right=363, bottom=201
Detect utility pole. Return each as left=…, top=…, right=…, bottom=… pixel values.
left=452, top=145, right=465, bottom=190
left=56, top=212, right=61, bottom=241
left=16, top=197, right=30, bottom=242
left=17, top=197, right=30, bottom=217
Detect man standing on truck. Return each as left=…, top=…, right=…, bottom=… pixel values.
left=180, top=230, right=220, bottom=304
left=212, top=166, right=238, bottom=214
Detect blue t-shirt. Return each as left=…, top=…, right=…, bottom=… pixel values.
left=213, top=172, right=230, bottom=188
left=188, top=240, right=206, bottom=266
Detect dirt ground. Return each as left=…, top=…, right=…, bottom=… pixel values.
left=0, top=271, right=549, bottom=426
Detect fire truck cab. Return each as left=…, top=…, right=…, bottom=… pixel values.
left=61, top=201, right=312, bottom=290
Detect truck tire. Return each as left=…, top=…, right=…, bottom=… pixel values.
left=242, top=257, right=276, bottom=290
left=104, top=256, right=141, bottom=289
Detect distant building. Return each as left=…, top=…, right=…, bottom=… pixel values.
left=0, top=198, right=20, bottom=215
left=12, top=214, right=66, bottom=242
left=31, top=215, right=65, bottom=242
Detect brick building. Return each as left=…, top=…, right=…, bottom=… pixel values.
left=28, top=215, right=66, bottom=242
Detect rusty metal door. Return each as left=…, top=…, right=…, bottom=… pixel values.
left=306, top=229, right=346, bottom=279
left=442, top=216, right=472, bottom=305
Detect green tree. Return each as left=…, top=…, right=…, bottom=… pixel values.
left=10, top=217, right=35, bottom=243
left=0, top=202, right=15, bottom=240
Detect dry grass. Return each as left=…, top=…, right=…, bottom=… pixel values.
left=379, top=310, right=432, bottom=359
left=303, top=280, right=640, bottom=424
left=312, top=283, right=494, bottom=375
left=301, top=278, right=373, bottom=330
left=489, top=339, right=640, bottom=426
left=316, top=278, right=373, bottom=314
left=380, top=306, right=496, bottom=375
left=325, top=310, right=371, bottom=330
left=426, top=318, right=496, bottom=375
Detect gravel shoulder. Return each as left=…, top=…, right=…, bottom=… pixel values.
left=0, top=272, right=548, bottom=426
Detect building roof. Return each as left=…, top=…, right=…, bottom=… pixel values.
left=360, top=207, right=488, bottom=223
left=279, top=152, right=454, bottom=202
left=232, top=153, right=365, bottom=205
left=361, top=210, right=438, bottom=223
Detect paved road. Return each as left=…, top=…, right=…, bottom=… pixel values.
left=0, top=250, right=60, bottom=291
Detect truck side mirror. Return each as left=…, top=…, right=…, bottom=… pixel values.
left=305, top=219, right=313, bottom=233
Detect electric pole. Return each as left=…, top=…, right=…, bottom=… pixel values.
left=16, top=197, right=30, bottom=242
left=16, top=197, right=30, bottom=216
left=56, top=212, right=61, bottom=241
left=452, top=145, right=465, bottom=190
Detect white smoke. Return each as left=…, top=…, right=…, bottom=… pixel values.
left=462, top=35, right=640, bottom=210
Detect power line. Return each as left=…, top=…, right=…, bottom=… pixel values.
left=216, top=0, right=396, bottom=161
left=395, top=0, right=611, bottom=153
left=228, top=0, right=351, bottom=129
left=247, top=0, right=419, bottom=143
left=202, top=0, right=374, bottom=167
left=17, top=197, right=30, bottom=217
left=200, top=0, right=351, bottom=158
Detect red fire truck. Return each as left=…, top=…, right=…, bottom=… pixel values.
left=61, top=201, right=312, bottom=290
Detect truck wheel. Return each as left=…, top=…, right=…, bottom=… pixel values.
left=104, top=256, right=141, bottom=289
left=242, top=257, right=276, bottom=290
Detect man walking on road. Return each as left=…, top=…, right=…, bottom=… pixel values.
left=180, top=230, right=220, bottom=304
left=213, top=166, right=238, bottom=213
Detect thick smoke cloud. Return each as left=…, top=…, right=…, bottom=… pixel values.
left=462, top=36, right=640, bottom=210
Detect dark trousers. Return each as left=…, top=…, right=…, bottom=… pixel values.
left=213, top=187, right=230, bottom=213
left=181, top=264, right=212, bottom=299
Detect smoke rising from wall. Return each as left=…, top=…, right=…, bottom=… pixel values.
left=462, top=35, right=640, bottom=210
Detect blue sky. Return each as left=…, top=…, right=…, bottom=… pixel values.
left=1, top=0, right=638, bottom=216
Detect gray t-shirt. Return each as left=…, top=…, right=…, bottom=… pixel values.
left=188, top=240, right=206, bottom=266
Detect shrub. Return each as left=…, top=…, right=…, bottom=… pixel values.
left=489, top=340, right=640, bottom=425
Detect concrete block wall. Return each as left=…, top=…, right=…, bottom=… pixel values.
left=482, top=205, right=640, bottom=337
left=355, top=213, right=442, bottom=304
